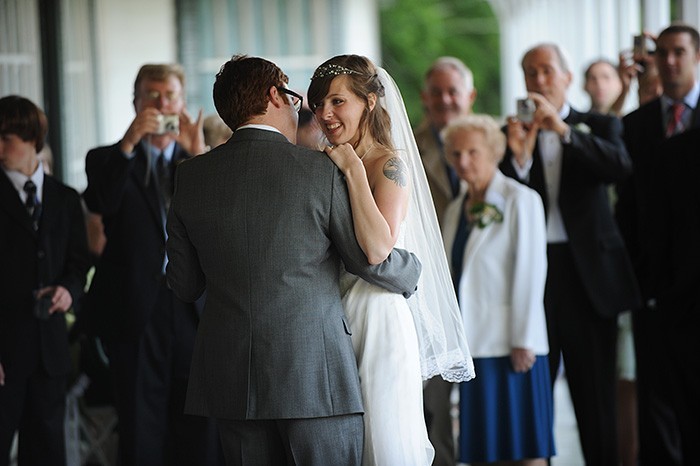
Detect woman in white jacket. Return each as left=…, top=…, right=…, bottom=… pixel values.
left=441, top=114, right=555, bottom=466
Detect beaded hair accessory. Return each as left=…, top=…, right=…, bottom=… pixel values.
left=310, top=63, right=361, bottom=81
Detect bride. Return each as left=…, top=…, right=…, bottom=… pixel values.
left=307, top=55, right=475, bottom=465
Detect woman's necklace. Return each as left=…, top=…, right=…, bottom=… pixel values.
left=357, top=142, right=376, bottom=161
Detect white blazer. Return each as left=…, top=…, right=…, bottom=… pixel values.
left=442, top=170, right=549, bottom=358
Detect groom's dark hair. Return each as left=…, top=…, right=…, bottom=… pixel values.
left=214, top=54, right=289, bottom=130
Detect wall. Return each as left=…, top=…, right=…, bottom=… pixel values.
left=93, top=0, right=177, bottom=144
left=487, top=0, right=684, bottom=117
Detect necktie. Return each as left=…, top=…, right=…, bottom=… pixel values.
left=156, top=153, right=173, bottom=211
left=23, top=179, right=41, bottom=231
left=446, top=164, right=460, bottom=198
left=450, top=197, right=471, bottom=300
left=666, top=102, right=685, bottom=137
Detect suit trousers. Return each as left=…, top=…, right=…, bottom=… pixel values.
left=217, top=414, right=363, bottom=466
left=106, top=280, right=222, bottom=466
left=545, top=243, right=618, bottom=466
left=0, top=361, right=66, bottom=466
left=423, top=377, right=455, bottom=466
left=634, top=303, right=700, bottom=465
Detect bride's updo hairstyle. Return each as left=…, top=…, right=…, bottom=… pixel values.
left=308, top=55, right=394, bottom=151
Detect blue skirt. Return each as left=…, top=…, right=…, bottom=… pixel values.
left=458, top=355, right=556, bottom=463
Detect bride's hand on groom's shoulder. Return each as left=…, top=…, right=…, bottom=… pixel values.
left=324, top=144, right=364, bottom=177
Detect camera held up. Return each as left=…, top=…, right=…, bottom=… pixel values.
left=516, top=98, right=536, bottom=124
left=156, top=114, right=180, bottom=135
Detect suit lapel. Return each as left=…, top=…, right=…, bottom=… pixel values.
left=690, top=93, right=700, bottom=129
left=422, top=133, right=454, bottom=202
left=0, top=170, right=37, bottom=236
left=530, top=138, right=548, bottom=214
left=463, top=172, right=507, bottom=271
left=39, top=176, right=58, bottom=236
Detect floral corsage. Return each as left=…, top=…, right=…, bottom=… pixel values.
left=468, top=202, right=504, bottom=229
left=574, top=122, right=592, bottom=134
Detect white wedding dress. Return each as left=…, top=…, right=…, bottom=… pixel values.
left=341, top=224, right=435, bottom=466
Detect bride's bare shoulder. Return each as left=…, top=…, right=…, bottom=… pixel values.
left=367, top=148, right=409, bottom=189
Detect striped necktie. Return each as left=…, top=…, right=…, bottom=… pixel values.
left=23, top=179, right=41, bottom=231
left=666, top=102, right=686, bottom=137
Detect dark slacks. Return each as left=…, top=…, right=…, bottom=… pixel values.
left=634, top=303, right=699, bottom=465
left=0, top=364, right=66, bottom=466
left=423, top=377, right=455, bottom=466
left=107, top=282, right=222, bottom=466
left=217, top=414, right=363, bottom=466
left=545, top=243, right=618, bottom=466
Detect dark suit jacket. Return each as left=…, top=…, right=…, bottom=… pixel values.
left=414, top=119, right=464, bottom=227
left=167, top=129, right=421, bottom=421
left=83, top=142, right=194, bottom=341
left=500, top=107, right=640, bottom=317
left=647, top=127, right=700, bottom=327
left=0, top=171, right=89, bottom=379
left=617, top=96, right=700, bottom=302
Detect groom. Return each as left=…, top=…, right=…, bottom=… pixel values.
left=166, top=55, right=422, bottom=465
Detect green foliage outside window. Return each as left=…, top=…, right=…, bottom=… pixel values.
left=379, top=0, right=501, bottom=126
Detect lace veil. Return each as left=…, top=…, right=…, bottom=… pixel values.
left=377, top=68, right=475, bottom=382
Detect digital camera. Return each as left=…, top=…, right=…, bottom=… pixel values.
left=633, top=34, right=655, bottom=57
left=156, top=114, right=179, bottom=135
left=516, top=98, right=536, bottom=124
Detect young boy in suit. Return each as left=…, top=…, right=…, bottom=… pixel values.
left=0, top=95, right=89, bottom=466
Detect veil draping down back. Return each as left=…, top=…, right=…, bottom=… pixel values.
left=377, top=68, right=475, bottom=383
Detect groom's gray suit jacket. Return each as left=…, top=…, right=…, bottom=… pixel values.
left=166, top=128, right=421, bottom=421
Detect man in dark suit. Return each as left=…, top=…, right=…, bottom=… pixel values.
left=617, top=23, right=700, bottom=466
left=500, top=43, right=640, bottom=466
left=83, top=64, right=221, bottom=466
left=650, top=128, right=700, bottom=465
left=413, top=56, right=476, bottom=466
left=0, top=95, right=90, bottom=466
left=166, top=55, right=421, bottom=465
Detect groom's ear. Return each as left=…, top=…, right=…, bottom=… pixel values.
left=367, top=93, right=377, bottom=112
left=268, top=86, right=284, bottom=108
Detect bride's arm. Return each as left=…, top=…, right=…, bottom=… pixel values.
left=326, top=144, right=409, bottom=265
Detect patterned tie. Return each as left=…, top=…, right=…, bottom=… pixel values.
left=665, top=102, right=686, bottom=137
left=450, top=197, right=471, bottom=300
left=23, top=179, right=41, bottom=231
left=156, top=152, right=173, bottom=211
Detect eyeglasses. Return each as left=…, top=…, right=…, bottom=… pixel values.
left=141, top=90, right=182, bottom=103
left=277, top=87, right=303, bottom=112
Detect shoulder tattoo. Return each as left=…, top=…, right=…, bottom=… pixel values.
left=383, top=157, right=407, bottom=187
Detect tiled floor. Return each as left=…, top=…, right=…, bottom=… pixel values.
left=551, top=374, right=584, bottom=466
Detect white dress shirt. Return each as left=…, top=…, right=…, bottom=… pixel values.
left=510, top=103, right=571, bottom=243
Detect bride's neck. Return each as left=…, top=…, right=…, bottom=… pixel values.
left=356, top=138, right=378, bottom=161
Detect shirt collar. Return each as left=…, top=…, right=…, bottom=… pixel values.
left=236, top=123, right=282, bottom=135
left=661, top=80, right=700, bottom=111
left=2, top=160, right=45, bottom=202
left=140, top=140, right=176, bottom=162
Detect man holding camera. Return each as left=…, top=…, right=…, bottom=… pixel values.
left=500, top=43, right=640, bottom=466
left=83, top=64, right=222, bottom=466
